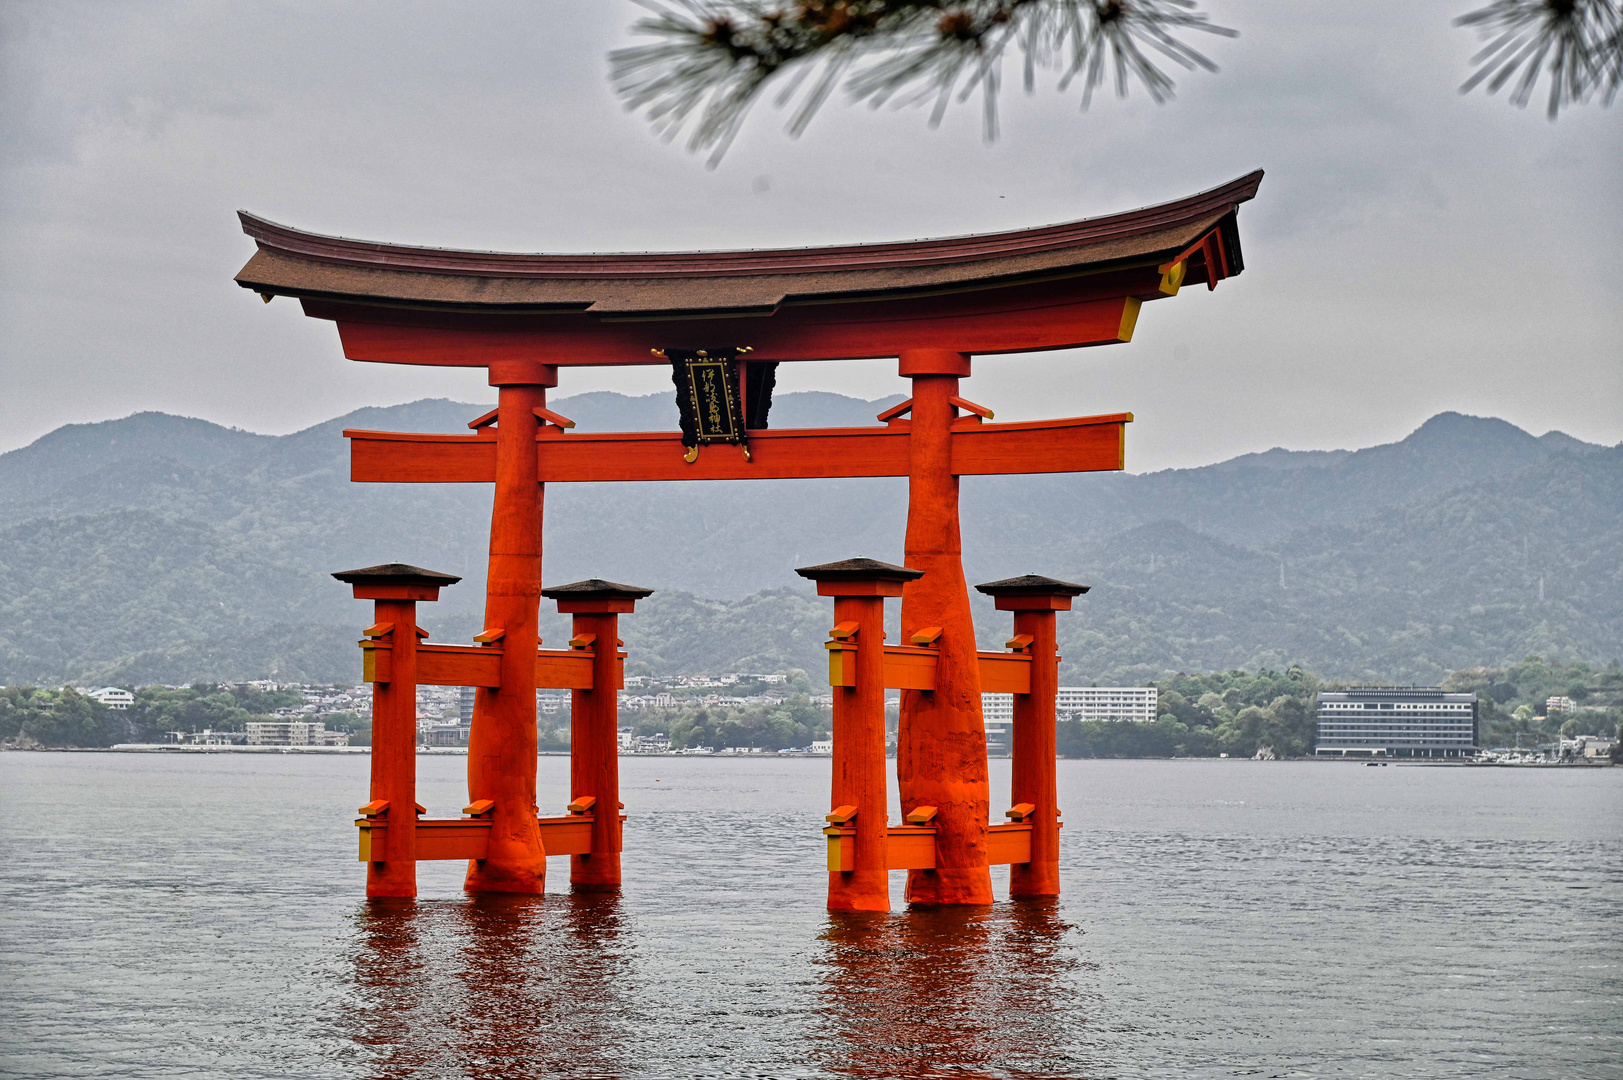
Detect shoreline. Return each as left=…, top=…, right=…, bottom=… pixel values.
left=0, top=746, right=1609, bottom=767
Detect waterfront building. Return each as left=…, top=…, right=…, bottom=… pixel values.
left=85, top=686, right=133, bottom=710
left=984, top=688, right=1159, bottom=726
left=1056, top=687, right=1159, bottom=723
left=424, top=723, right=469, bottom=747
left=1314, top=687, right=1477, bottom=758
left=246, top=720, right=329, bottom=746
left=981, top=693, right=1014, bottom=725
left=1546, top=696, right=1577, bottom=715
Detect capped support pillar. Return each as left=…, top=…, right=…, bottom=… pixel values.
left=542, top=578, right=654, bottom=891
left=797, top=557, right=923, bottom=913
left=974, top=574, right=1089, bottom=898
left=466, top=359, right=557, bottom=895
left=333, top=562, right=462, bottom=899
left=896, top=348, right=992, bottom=906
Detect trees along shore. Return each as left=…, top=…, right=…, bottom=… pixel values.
left=3, top=658, right=1618, bottom=755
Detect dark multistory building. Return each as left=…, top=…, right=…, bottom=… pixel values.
left=1315, top=687, right=1478, bottom=758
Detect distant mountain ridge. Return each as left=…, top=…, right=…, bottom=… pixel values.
left=0, top=393, right=1615, bottom=686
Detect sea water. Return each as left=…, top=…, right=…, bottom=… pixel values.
left=0, top=753, right=1617, bottom=1078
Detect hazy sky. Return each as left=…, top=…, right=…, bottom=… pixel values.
left=2, top=1, right=1618, bottom=471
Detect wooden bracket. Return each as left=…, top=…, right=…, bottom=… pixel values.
left=462, top=799, right=495, bottom=818
left=569, top=632, right=596, bottom=649
left=1159, top=226, right=1231, bottom=291
left=949, top=395, right=994, bottom=420
left=876, top=398, right=914, bottom=424
left=1005, top=633, right=1035, bottom=652
left=825, top=804, right=858, bottom=824
left=358, top=800, right=389, bottom=817
left=909, top=626, right=943, bottom=646
left=567, top=795, right=597, bottom=814
left=829, top=621, right=859, bottom=641
left=1158, top=259, right=1187, bottom=295
left=1005, top=802, right=1037, bottom=821
left=363, top=622, right=394, bottom=639
left=533, top=405, right=576, bottom=430
left=905, top=805, right=938, bottom=825
left=414, top=626, right=430, bottom=639
left=473, top=627, right=505, bottom=644
left=467, top=408, right=499, bottom=430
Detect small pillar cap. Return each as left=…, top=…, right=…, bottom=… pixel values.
left=795, top=558, right=923, bottom=584
left=332, top=563, right=462, bottom=588
left=974, top=574, right=1089, bottom=597
left=540, top=579, right=655, bottom=601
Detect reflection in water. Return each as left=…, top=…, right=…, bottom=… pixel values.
left=348, top=893, right=632, bottom=1079
left=816, top=900, right=1095, bottom=1079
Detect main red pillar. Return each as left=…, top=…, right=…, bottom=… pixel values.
left=798, top=558, right=922, bottom=912
left=975, top=574, right=1088, bottom=897
left=542, top=578, right=653, bottom=891
left=333, top=563, right=461, bottom=899
left=465, top=359, right=555, bottom=895
left=896, top=349, right=992, bottom=905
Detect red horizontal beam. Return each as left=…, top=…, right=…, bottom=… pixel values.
left=311, top=283, right=1145, bottom=366
left=345, top=413, right=1129, bottom=485
left=823, top=820, right=1038, bottom=871
left=358, top=813, right=616, bottom=862
left=360, top=642, right=620, bottom=690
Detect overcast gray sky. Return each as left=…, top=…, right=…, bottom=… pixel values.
left=2, top=1, right=1618, bottom=471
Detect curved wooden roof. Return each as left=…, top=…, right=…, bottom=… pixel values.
left=236, top=172, right=1260, bottom=318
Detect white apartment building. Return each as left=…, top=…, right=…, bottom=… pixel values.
left=981, top=693, right=1014, bottom=724
left=246, top=720, right=330, bottom=746
left=1057, top=687, right=1158, bottom=723
left=1546, top=696, right=1578, bottom=715
left=86, top=686, right=133, bottom=710
left=981, top=687, right=1159, bottom=731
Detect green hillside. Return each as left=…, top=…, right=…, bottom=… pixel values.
left=0, top=395, right=1616, bottom=686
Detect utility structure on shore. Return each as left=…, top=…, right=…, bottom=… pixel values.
left=236, top=171, right=1261, bottom=906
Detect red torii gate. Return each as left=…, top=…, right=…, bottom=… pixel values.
left=235, top=171, right=1261, bottom=907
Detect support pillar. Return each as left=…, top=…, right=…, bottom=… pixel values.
left=465, top=359, right=556, bottom=895
left=797, top=558, right=923, bottom=913
left=333, top=562, right=461, bottom=899
left=974, top=574, right=1089, bottom=898
left=895, top=348, right=992, bottom=905
left=541, top=579, right=654, bottom=891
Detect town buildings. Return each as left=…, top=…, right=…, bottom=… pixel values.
left=1314, top=686, right=1478, bottom=758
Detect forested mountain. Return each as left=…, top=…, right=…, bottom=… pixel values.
left=0, top=394, right=1616, bottom=686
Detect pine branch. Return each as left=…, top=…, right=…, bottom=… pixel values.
left=1455, top=0, right=1623, bottom=118
left=609, top=1, right=1234, bottom=163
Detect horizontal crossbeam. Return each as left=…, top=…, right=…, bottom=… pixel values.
left=825, top=644, right=1032, bottom=694
left=345, top=413, right=1129, bottom=484
left=360, top=641, right=623, bottom=690
left=357, top=812, right=622, bottom=862
left=823, top=820, right=1040, bottom=871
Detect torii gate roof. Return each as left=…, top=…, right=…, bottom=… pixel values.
left=233, top=171, right=1260, bottom=365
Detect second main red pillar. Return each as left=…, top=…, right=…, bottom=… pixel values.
left=897, top=348, right=993, bottom=905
